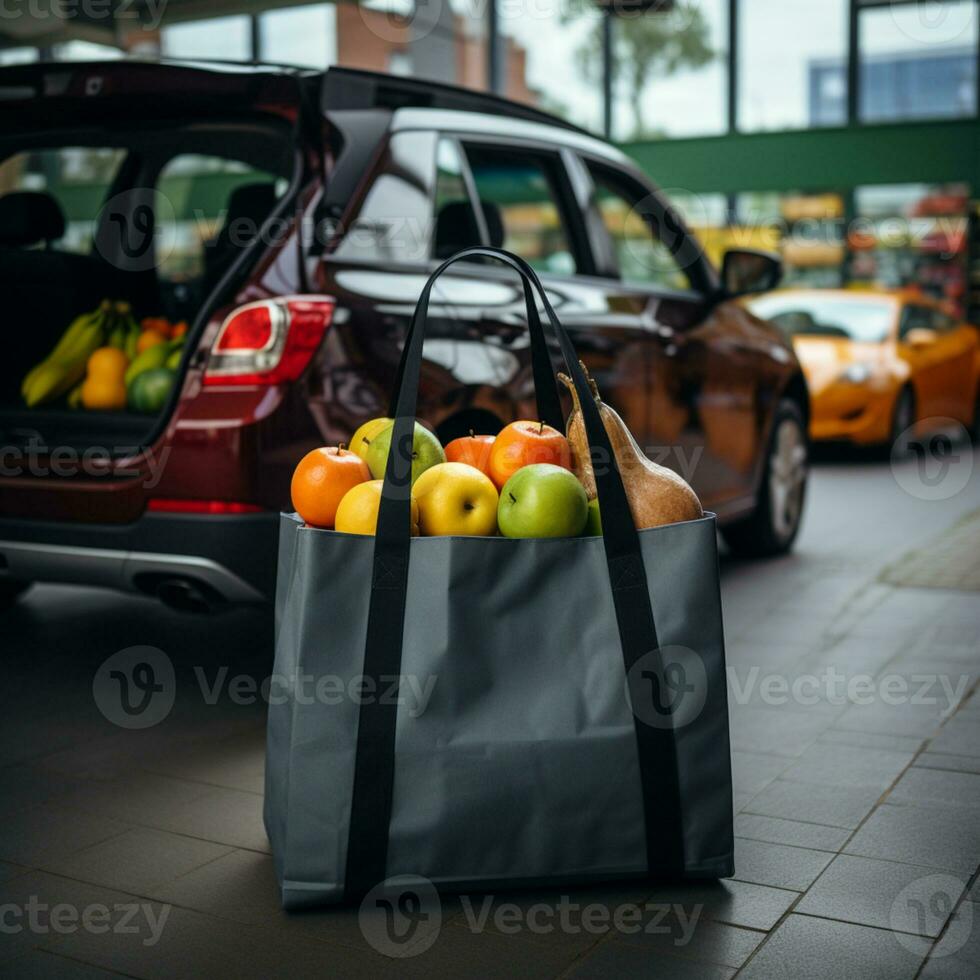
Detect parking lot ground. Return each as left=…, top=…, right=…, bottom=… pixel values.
left=1, top=444, right=979, bottom=978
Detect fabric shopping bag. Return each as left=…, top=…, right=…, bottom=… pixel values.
left=265, top=247, right=734, bottom=908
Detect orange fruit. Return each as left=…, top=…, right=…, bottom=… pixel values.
left=335, top=480, right=419, bottom=536
left=81, top=376, right=127, bottom=411
left=444, top=432, right=495, bottom=478
left=291, top=446, right=371, bottom=529
left=136, top=329, right=167, bottom=354
left=86, top=346, right=129, bottom=381
left=488, top=420, right=570, bottom=490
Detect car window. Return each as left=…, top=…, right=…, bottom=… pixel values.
left=750, top=295, right=896, bottom=342
left=431, top=138, right=482, bottom=260
left=332, top=131, right=437, bottom=265
left=930, top=309, right=956, bottom=333
left=155, top=153, right=284, bottom=285
left=586, top=162, right=691, bottom=292
left=462, top=144, right=578, bottom=275
left=0, top=146, right=126, bottom=253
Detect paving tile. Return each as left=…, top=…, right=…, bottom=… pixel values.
left=836, top=700, right=946, bottom=738
left=148, top=785, right=269, bottom=852
left=918, top=902, right=980, bottom=980
left=731, top=752, right=792, bottom=799
left=744, top=778, right=881, bottom=829
left=819, top=729, right=926, bottom=754
left=642, top=879, right=797, bottom=932
left=929, top=717, right=980, bottom=759
left=141, top=728, right=266, bottom=795
left=0, top=766, right=86, bottom=817
left=888, top=767, right=980, bottom=810
left=797, top=854, right=966, bottom=936
left=52, top=773, right=215, bottom=826
left=737, top=913, right=928, bottom=980
left=729, top=708, right=838, bottom=758
left=45, top=828, right=233, bottom=895
left=731, top=838, right=833, bottom=892
left=845, top=803, right=980, bottom=874
left=2, top=948, right=132, bottom=978
left=914, top=752, right=980, bottom=775
left=733, top=814, right=850, bottom=853
left=0, top=859, right=29, bottom=882
left=0, top=805, right=131, bottom=868
left=778, top=743, right=914, bottom=791
left=397, top=918, right=587, bottom=980
left=565, top=939, right=734, bottom=979
left=612, top=916, right=763, bottom=968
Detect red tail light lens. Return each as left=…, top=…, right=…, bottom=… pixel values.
left=204, top=297, right=334, bottom=386
left=147, top=499, right=265, bottom=514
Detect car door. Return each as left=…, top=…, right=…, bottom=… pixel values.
left=572, top=156, right=784, bottom=516
left=928, top=308, right=977, bottom=423
left=897, top=304, right=950, bottom=420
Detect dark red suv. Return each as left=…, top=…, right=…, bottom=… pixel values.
left=0, top=60, right=808, bottom=613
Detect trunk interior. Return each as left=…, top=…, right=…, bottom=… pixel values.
left=0, top=112, right=297, bottom=456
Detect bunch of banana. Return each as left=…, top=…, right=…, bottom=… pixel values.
left=21, top=301, right=112, bottom=407
left=105, top=301, right=142, bottom=359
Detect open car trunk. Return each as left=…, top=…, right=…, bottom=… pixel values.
left=0, top=60, right=310, bottom=457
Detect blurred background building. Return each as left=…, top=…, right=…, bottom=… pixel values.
left=2, top=0, right=978, bottom=319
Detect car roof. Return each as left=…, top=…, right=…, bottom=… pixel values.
left=390, top=107, right=631, bottom=166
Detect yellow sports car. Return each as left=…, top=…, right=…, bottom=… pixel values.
left=749, top=290, right=979, bottom=446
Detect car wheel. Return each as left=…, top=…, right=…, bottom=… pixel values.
left=889, top=385, right=915, bottom=456
left=0, top=579, right=31, bottom=611
left=721, top=400, right=808, bottom=558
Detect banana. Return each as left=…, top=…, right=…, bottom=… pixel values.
left=21, top=301, right=111, bottom=402
left=67, top=380, right=84, bottom=409
left=23, top=315, right=107, bottom=407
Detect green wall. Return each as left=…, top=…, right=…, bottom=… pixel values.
left=620, top=119, right=980, bottom=196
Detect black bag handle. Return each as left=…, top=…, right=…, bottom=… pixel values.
left=387, top=251, right=564, bottom=432
left=344, top=246, right=685, bottom=900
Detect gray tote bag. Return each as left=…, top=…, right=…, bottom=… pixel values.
left=265, top=247, right=734, bottom=909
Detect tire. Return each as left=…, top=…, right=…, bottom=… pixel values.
left=889, top=385, right=915, bottom=457
left=0, top=579, right=31, bottom=611
left=721, top=399, right=808, bottom=558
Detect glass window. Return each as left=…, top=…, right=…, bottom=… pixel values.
left=738, top=0, right=849, bottom=131
left=161, top=16, right=252, bottom=61
left=853, top=183, right=969, bottom=314
left=156, top=154, right=282, bottom=284
left=260, top=4, right=337, bottom=68
left=333, top=131, right=437, bottom=264
left=339, top=0, right=487, bottom=88
left=587, top=163, right=692, bottom=291
left=0, top=147, right=126, bottom=253
left=499, top=0, right=603, bottom=133
left=464, top=145, right=578, bottom=275
left=0, top=47, right=38, bottom=66
left=859, top=0, right=978, bottom=121
left=51, top=41, right=123, bottom=62
left=751, top=294, right=896, bottom=342
left=899, top=304, right=935, bottom=338
left=432, top=139, right=481, bottom=259
left=613, top=0, right=728, bottom=140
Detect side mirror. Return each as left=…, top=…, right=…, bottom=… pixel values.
left=721, top=249, right=783, bottom=298
left=905, top=327, right=938, bottom=349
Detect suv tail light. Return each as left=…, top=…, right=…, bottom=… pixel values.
left=204, top=297, right=334, bottom=386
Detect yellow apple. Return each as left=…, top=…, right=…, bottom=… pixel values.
left=334, top=480, right=419, bottom=536
left=349, top=417, right=391, bottom=462
left=412, top=462, right=499, bottom=537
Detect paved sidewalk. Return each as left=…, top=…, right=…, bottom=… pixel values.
left=1, top=452, right=978, bottom=978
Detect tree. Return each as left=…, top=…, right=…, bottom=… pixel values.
left=571, top=3, right=715, bottom=140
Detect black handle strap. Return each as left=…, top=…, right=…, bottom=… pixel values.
left=343, top=247, right=685, bottom=900
left=386, top=252, right=564, bottom=432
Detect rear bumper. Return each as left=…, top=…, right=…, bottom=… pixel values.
left=0, top=511, right=279, bottom=603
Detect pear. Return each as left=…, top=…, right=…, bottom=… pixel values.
left=558, top=366, right=703, bottom=529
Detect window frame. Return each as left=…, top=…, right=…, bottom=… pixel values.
left=576, top=152, right=716, bottom=298
left=454, top=136, right=596, bottom=278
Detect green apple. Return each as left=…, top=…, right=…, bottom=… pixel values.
left=583, top=498, right=602, bottom=536
left=498, top=464, right=589, bottom=538
left=364, top=420, right=446, bottom=484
